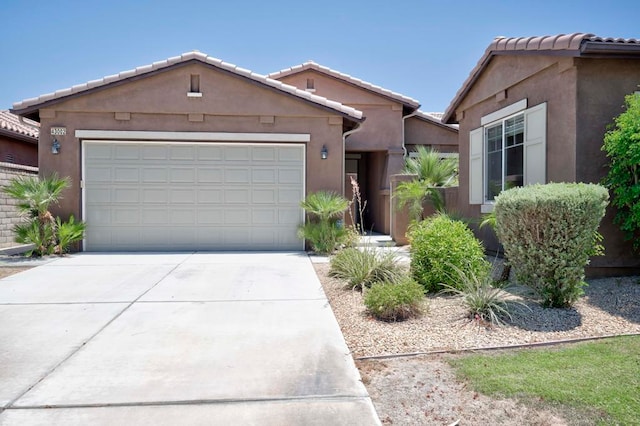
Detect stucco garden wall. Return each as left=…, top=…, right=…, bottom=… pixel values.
left=0, top=162, right=38, bottom=247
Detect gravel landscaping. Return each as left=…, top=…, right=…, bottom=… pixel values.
left=314, top=262, right=640, bottom=358
left=313, top=257, right=640, bottom=425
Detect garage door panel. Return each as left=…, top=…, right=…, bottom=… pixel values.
left=86, top=167, right=112, bottom=182
left=225, top=189, right=249, bottom=203
left=170, top=168, right=195, bottom=182
left=197, top=168, right=223, bottom=183
left=84, top=142, right=304, bottom=251
left=252, top=189, right=276, bottom=204
left=252, top=169, right=276, bottom=184
left=225, top=168, right=250, bottom=183
left=252, top=147, right=276, bottom=161
left=197, top=210, right=224, bottom=225
left=142, top=168, right=168, bottom=183
left=142, top=209, right=168, bottom=224
left=115, top=145, right=140, bottom=160
left=279, top=169, right=303, bottom=184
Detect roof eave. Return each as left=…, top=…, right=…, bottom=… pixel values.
left=0, top=128, right=38, bottom=144
left=11, top=58, right=365, bottom=125
left=581, top=41, right=640, bottom=56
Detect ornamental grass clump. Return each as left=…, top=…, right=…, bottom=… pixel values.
left=364, top=277, right=425, bottom=322
left=408, top=214, right=490, bottom=293
left=329, top=246, right=403, bottom=291
left=442, top=265, right=528, bottom=327
left=494, top=183, right=609, bottom=308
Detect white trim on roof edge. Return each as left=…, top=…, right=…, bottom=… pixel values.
left=75, top=130, right=311, bottom=142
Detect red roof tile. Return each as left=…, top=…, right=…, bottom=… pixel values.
left=0, top=110, right=39, bottom=141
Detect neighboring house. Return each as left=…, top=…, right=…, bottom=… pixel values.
left=443, top=33, right=640, bottom=273
left=270, top=62, right=458, bottom=233
left=11, top=53, right=457, bottom=252
left=0, top=110, right=38, bottom=166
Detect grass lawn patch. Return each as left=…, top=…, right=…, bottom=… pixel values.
left=449, top=335, right=640, bottom=425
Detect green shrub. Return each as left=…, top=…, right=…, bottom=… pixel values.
left=601, top=92, right=640, bottom=250
left=298, top=191, right=349, bottom=254
left=494, top=183, right=609, bottom=308
left=408, top=214, right=490, bottom=293
left=443, top=265, right=527, bottom=327
left=364, top=277, right=425, bottom=321
left=329, top=247, right=403, bottom=290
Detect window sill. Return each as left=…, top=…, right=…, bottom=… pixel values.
left=480, top=203, right=494, bottom=213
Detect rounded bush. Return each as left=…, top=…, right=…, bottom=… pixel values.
left=408, top=214, right=490, bottom=293
left=494, top=183, right=609, bottom=308
left=364, top=277, right=425, bottom=321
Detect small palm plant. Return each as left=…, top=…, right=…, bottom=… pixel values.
left=298, top=191, right=350, bottom=254
left=3, top=174, right=86, bottom=256
left=395, top=147, right=457, bottom=222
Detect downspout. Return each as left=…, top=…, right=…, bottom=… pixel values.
left=401, top=110, right=419, bottom=158
left=342, top=124, right=363, bottom=199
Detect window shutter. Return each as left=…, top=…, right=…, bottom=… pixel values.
left=469, top=127, right=483, bottom=204
left=524, top=102, right=547, bottom=185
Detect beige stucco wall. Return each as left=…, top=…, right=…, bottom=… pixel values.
left=575, top=58, right=640, bottom=270
left=36, top=62, right=348, bottom=222
left=452, top=53, right=640, bottom=272
left=405, top=116, right=458, bottom=153
left=454, top=55, right=578, bottom=220
left=276, top=70, right=408, bottom=233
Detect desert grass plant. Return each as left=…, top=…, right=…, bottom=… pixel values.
left=364, top=277, right=425, bottom=321
left=442, top=265, right=528, bottom=327
left=409, top=213, right=491, bottom=293
left=329, top=246, right=403, bottom=291
left=298, top=191, right=349, bottom=254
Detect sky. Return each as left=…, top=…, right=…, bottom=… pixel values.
left=1, top=0, right=638, bottom=114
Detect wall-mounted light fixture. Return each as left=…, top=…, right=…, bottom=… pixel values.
left=321, top=145, right=328, bottom=160
left=51, top=138, right=61, bottom=155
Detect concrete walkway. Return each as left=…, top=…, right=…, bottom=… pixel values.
left=0, top=252, right=380, bottom=425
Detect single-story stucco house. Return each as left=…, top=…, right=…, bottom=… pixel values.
left=0, top=110, right=38, bottom=167
left=11, top=52, right=456, bottom=251
left=443, top=33, right=640, bottom=274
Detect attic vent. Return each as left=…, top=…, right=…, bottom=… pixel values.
left=306, top=78, right=315, bottom=92
left=5, top=154, right=15, bottom=163
left=188, top=74, right=202, bottom=98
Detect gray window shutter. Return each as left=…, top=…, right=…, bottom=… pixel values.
left=524, top=102, right=547, bottom=185
left=469, top=127, right=483, bottom=204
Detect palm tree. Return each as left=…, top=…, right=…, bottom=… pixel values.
left=394, top=147, right=457, bottom=221
left=298, top=191, right=350, bottom=254
left=300, top=191, right=349, bottom=223
left=3, top=174, right=70, bottom=256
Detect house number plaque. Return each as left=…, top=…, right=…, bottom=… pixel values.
left=50, top=127, right=67, bottom=136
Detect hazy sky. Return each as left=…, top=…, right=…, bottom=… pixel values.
left=1, top=0, right=638, bottom=113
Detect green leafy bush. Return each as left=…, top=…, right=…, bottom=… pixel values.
left=364, top=277, right=425, bottom=321
left=298, top=191, right=349, bottom=254
left=442, top=265, right=527, bottom=327
left=601, top=92, right=640, bottom=250
left=408, top=214, right=490, bottom=293
left=329, top=247, right=403, bottom=290
left=494, top=183, right=609, bottom=308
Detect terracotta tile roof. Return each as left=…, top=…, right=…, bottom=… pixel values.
left=0, top=110, right=39, bottom=141
left=268, top=61, right=421, bottom=109
left=12, top=52, right=364, bottom=123
left=443, top=33, right=640, bottom=123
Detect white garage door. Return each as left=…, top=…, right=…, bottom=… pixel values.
left=83, top=141, right=305, bottom=251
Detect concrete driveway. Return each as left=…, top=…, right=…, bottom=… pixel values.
left=0, top=252, right=380, bottom=425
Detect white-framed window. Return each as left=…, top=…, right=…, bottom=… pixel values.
left=469, top=100, right=546, bottom=206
